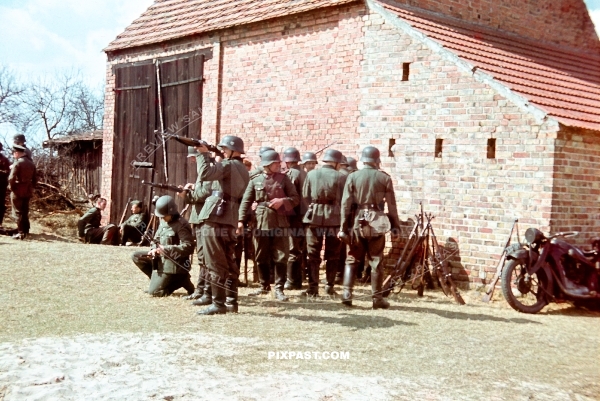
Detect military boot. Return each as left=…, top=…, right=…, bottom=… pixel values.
left=225, top=277, right=239, bottom=313
left=273, top=287, right=289, bottom=301
left=184, top=273, right=205, bottom=300
left=197, top=282, right=227, bottom=315
left=371, top=268, right=390, bottom=309
left=301, top=260, right=320, bottom=297
left=341, top=264, right=357, bottom=307
left=192, top=282, right=212, bottom=306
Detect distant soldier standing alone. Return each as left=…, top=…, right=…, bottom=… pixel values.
left=0, top=143, right=10, bottom=227
left=8, top=144, right=36, bottom=239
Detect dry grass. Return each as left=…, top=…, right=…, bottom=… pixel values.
left=0, top=216, right=599, bottom=400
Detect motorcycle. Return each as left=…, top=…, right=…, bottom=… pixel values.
left=501, top=228, right=600, bottom=314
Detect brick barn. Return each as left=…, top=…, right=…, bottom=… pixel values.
left=102, top=0, right=600, bottom=286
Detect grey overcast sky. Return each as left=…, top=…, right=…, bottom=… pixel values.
left=0, top=0, right=599, bottom=88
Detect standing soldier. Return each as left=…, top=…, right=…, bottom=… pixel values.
left=131, top=195, right=195, bottom=297
left=301, top=152, right=318, bottom=173
left=195, top=136, right=249, bottom=315
left=12, top=134, right=33, bottom=161
left=302, top=149, right=347, bottom=296
left=119, top=200, right=147, bottom=245
left=238, top=150, right=299, bottom=301
left=0, top=143, right=10, bottom=227
left=283, top=147, right=306, bottom=291
left=249, top=146, right=275, bottom=178
left=346, top=157, right=358, bottom=173
left=8, top=144, right=36, bottom=239
left=178, top=146, right=214, bottom=302
left=338, top=146, right=400, bottom=309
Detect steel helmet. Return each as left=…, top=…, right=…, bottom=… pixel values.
left=322, top=149, right=343, bottom=163
left=360, top=146, right=381, bottom=163
left=260, top=150, right=282, bottom=167
left=347, top=157, right=357, bottom=170
left=283, top=147, right=301, bottom=163
left=301, top=151, right=318, bottom=164
left=187, top=146, right=200, bottom=158
left=218, top=135, right=245, bottom=154
left=154, top=195, right=179, bottom=217
left=259, top=146, right=275, bottom=155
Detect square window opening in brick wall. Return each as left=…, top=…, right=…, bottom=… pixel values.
left=388, top=138, right=396, bottom=157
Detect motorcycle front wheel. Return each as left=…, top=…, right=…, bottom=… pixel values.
left=501, top=259, right=549, bottom=314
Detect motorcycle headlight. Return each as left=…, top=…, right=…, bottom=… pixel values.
left=525, top=228, right=544, bottom=245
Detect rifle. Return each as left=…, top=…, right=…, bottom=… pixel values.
left=161, top=133, right=224, bottom=158
left=118, top=197, right=132, bottom=226
left=314, top=141, right=339, bottom=156
left=482, top=218, right=519, bottom=302
left=141, top=180, right=189, bottom=193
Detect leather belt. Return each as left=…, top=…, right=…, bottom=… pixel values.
left=359, top=203, right=380, bottom=210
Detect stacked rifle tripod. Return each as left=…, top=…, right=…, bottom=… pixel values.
left=382, top=206, right=465, bottom=305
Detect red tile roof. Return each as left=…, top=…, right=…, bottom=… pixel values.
left=105, top=0, right=358, bottom=52
left=376, top=0, right=600, bottom=131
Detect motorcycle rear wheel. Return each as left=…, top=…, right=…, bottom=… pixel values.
left=501, top=259, right=549, bottom=314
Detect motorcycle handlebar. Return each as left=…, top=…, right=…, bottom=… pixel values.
left=549, top=231, right=579, bottom=240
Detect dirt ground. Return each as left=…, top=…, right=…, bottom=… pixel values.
left=0, top=215, right=599, bottom=401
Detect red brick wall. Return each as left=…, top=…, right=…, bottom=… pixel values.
left=384, top=0, right=600, bottom=51
left=551, top=128, right=600, bottom=246
left=217, top=3, right=366, bottom=164
left=361, top=7, right=560, bottom=285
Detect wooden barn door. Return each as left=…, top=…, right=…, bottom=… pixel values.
left=154, top=53, right=205, bottom=196
left=112, top=61, right=156, bottom=222
left=111, top=50, right=210, bottom=222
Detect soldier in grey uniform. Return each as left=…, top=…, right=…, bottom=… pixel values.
left=0, top=143, right=10, bottom=227
left=8, top=144, right=36, bottom=239
left=346, top=157, right=358, bottom=172
left=239, top=150, right=299, bottom=301
left=338, top=146, right=400, bottom=309
left=249, top=146, right=275, bottom=179
left=283, top=147, right=306, bottom=290
left=13, top=134, right=33, bottom=161
left=78, top=197, right=119, bottom=245
left=195, top=135, right=249, bottom=315
left=301, top=151, right=318, bottom=173
left=131, top=195, right=195, bottom=297
left=119, top=200, right=147, bottom=245
left=178, top=146, right=214, bottom=302
left=302, top=149, right=347, bottom=296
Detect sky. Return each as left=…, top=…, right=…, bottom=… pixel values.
left=0, top=0, right=599, bottom=88
left=0, top=0, right=154, bottom=87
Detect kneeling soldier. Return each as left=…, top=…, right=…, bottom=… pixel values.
left=131, top=195, right=195, bottom=297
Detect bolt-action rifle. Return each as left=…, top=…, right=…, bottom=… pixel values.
left=142, top=180, right=189, bottom=193
left=161, top=133, right=224, bottom=158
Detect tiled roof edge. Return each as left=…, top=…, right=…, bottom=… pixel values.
left=367, top=0, right=553, bottom=128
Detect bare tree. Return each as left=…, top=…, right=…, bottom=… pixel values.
left=18, top=71, right=104, bottom=141
left=0, top=65, right=24, bottom=126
